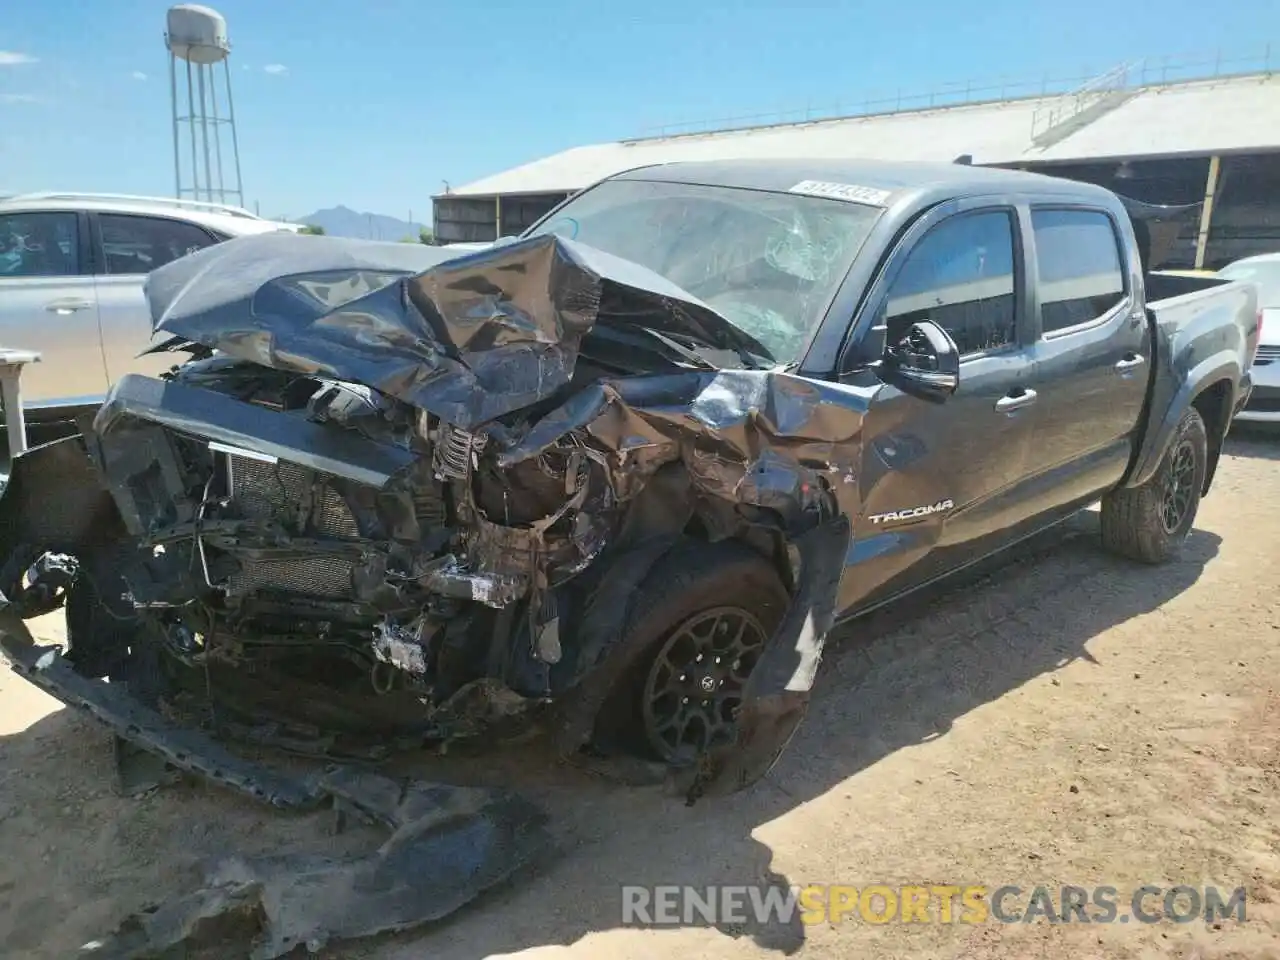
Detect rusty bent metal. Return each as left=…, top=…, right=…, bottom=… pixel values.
left=0, top=230, right=852, bottom=955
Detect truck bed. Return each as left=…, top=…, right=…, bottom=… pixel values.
left=1146, top=270, right=1233, bottom=303
left=1145, top=271, right=1258, bottom=354
left=1121, top=268, right=1259, bottom=493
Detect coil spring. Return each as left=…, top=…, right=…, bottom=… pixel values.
left=433, top=423, right=487, bottom=481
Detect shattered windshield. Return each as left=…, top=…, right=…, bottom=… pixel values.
left=526, top=178, right=882, bottom=364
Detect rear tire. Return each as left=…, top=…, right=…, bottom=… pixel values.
left=591, top=539, right=790, bottom=762
left=1100, top=405, right=1207, bottom=564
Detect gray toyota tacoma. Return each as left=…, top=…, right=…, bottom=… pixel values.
left=0, top=159, right=1261, bottom=954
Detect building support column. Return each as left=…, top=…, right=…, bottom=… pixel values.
left=1194, top=155, right=1222, bottom=269
left=494, top=195, right=502, bottom=241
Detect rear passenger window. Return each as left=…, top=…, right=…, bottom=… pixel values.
left=1032, top=209, right=1127, bottom=333
left=882, top=210, right=1017, bottom=356
left=98, top=214, right=216, bottom=275
left=0, top=212, right=80, bottom=278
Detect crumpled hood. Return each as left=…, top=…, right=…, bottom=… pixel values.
left=145, top=231, right=771, bottom=430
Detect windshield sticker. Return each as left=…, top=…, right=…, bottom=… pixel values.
left=788, top=180, right=893, bottom=207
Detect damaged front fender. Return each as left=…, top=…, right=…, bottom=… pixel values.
left=672, top=514, right=850, bottom=801
left=0, top=206, right=876, bottom=959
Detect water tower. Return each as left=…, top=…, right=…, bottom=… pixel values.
left=165, top=4, right=244, bottom=207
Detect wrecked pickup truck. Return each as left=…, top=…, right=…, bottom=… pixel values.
left=0, top=159, right=1262, bottom=807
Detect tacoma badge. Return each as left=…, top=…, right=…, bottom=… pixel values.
left=867, top=498, right=955, bottom=525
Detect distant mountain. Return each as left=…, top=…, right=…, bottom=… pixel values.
left=299, top=205, right=427, bottom=241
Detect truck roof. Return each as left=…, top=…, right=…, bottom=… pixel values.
left=611, top=157, right=1116, bottom=207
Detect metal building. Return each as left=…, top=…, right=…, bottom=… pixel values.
left=432, top=50, right=1280, bottom=268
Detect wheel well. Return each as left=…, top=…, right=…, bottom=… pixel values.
left=604, top=460, right=807, bottom=600
left=680, top=515, right=795, bottom=594
left=1191, top=378, right=1232, bottom=495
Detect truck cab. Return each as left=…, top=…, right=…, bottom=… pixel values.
left=524, top=159, right=1258, bottom=596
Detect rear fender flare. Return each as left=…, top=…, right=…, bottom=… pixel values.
left=1124, top=352, right=1241, bottom=490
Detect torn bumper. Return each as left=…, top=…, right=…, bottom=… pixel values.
left=78, top=768, right=552, bottom=960
left=0, top=607, right=318, bottom=807
left=0, top=228, right=867, bottom=956
left=0, top=606, right=553, bottom=960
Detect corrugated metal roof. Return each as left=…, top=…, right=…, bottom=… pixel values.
left=1028, top=74, right=1280, bottom=161
left=445, top=74, right=1280, bottom=198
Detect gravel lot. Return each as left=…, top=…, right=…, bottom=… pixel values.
left=2, top=430, right=1279, bottom=959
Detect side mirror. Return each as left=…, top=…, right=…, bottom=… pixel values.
left=875, top=320, right=961, bottom=403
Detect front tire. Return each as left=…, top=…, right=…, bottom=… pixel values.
left=1101, top=405, right=1207, bottom=564
left=592, top=539, right=790, bottom=763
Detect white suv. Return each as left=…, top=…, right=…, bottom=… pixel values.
left=0, top=192, right=301, bottom=428
left=1216, top=253, right=1280, bottom=423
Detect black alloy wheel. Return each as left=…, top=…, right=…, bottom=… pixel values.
left=640, top=605, right=768, bottom=761
left=1160, top=438, right=1198, bottom=535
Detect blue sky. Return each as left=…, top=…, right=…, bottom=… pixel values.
left=1, top=1, right=1276, bottom=220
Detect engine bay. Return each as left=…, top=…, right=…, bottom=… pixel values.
left=85, top=355, right=626, bottom=747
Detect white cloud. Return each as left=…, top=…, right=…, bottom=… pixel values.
left=131, top=70, right=148, bottom=81
left=0, top=51, right=38, bottom=66
left=0, top=93, right=39, bottom=103
left=262, top=63, right=288, bottom=76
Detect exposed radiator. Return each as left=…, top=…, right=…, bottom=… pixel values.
left=224, top=453, right=361, bottom=598
left=227, top=555, right=357, bottom=599
left=228, top=454, right=361, bottom=539
left=216, top=448, right=449, bottom=601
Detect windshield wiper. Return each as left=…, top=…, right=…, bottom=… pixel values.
left=635, top=327, right=719, bottom=370
left=642, top=326, right=782, bottom=371
left=733, top=346, right=777, bottom=371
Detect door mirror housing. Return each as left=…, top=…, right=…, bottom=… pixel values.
left=875, top=320, right=961, bottom=403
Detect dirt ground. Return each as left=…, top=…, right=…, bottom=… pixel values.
left=3, top=431, right=1280, bottom=960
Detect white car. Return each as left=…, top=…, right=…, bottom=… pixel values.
left=0, top=192, right=302, bottom=428
left=1217, top=253, right=1280, bottom=424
